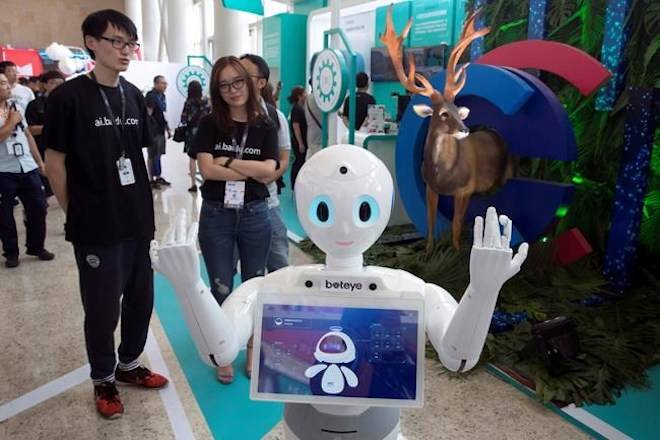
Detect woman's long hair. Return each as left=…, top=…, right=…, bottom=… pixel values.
left=209, top=56, right=266, bottom=136
left=186, top=80, right=203, bottom=103
left=262, top=82, right=276, bottom=107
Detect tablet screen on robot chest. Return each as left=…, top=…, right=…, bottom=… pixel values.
left=250, top=292, right=425, bottom=408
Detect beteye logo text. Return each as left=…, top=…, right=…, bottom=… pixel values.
left=323, top=280, right=363, bottom=292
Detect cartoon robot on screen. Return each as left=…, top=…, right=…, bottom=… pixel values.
left=150, top=144, right=528, bottom=440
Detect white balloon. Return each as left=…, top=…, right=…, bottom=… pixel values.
left=59, top=58, right=77, bottom=75
left=46, top=42, right=73, bottom=62
left=45, top=42, right=61, bottom=60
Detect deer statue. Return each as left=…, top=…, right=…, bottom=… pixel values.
left=381, top=6, right=514, bottom=253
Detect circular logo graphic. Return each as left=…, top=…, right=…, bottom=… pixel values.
left=312, top=49, right=348, bottom=113
left=176, top=66, right=210, bottom=97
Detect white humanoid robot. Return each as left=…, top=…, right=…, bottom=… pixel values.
left=151, top=144, right=528, bottom=440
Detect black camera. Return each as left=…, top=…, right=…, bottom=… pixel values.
left=521, top=316, right=580, bottom=375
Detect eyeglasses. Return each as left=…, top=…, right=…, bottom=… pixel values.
left=218, top=78, right=246, bottom=94
left=99, top=36, right=140, bottom=52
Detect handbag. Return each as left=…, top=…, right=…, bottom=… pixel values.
left=173, top=125, right=187, bottom=143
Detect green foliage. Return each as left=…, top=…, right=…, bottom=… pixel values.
left=463, top=0, right=660, bottom=253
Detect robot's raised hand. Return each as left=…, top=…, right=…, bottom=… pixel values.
left=150, top=208, right=200, bottom=290
left=469, top=207, right=529, bottom=292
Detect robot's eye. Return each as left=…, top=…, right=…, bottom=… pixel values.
left=353, top=195, right=380, bottom=227
left=309, top=195, right=334, bottom=227
left=318, top=203, right=329, bottom=222
left=320, top=335, right=347, bottom=353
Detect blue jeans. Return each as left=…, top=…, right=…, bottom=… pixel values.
left=199, top=199, right=272, bottom=305
left=267, top=205, right=289, bottom=272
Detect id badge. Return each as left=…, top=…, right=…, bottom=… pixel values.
left=224, top=181, right=245, bottom=209
left=116, top=157, right=136, bottom=186
left=6, top=142, right=24, bottom=157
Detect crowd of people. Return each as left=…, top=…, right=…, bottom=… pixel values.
left=1, top=7, right=379, bottom=421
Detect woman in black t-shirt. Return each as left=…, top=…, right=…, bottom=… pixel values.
left=190, top=56, right=278, bottom=384
left=180, top=80, right=211, bottom=192
left=288, top=86, right=308, bottom=190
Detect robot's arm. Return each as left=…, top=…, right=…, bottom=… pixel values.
left=221, top=277, right=261, bottom=349
left=150, top=210, right=239, bottom=368
left=426, top=207, right=528, bottom=372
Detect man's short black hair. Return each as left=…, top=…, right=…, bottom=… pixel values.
left=239, top=54, right=270, bottom=81
left=153, top=75, right=165, bottom=84
left=0, top=61, right=17, bottom=74
left=40, top=70, right=66, bottom=83
left=28, top=76, right=40, bottom=83
left=356, top=72, right=369, bottom=89
left=81, top=9, right=138, bottom=60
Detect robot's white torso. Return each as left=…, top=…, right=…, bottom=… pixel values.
left=152, top=144, right=528, bottom=440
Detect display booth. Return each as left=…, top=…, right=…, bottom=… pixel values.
left=285, top=2, right=660, bottom=440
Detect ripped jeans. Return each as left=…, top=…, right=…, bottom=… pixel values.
left=198, top=199, right=272, bottom=305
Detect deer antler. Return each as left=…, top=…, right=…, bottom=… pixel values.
left=443, top=10, right=490, bottom=102
left=380, top=5, right=443, bottom=104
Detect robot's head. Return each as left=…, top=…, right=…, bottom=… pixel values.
left=314, top=330, right=356, bottom=364
left=295, top=144, right=393, bottom=259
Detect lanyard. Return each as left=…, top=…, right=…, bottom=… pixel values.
left=90, top=71, right=126, bottom=158
left=232, top=125, right=249, bottom=159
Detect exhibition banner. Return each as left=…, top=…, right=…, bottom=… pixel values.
left=410, top=0, right=454, bottom=47
left=263, top=16, right=281, bottom=68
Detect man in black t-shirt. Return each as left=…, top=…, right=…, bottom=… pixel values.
left=341, top=72, right=376, bottom=130
left=25, top=70, right=65, bottom=196
left=43, top=9, right=168, bottom=420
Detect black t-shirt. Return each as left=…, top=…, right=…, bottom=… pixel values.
left=289, top=103, right=308, bottom=154
left=342, top=91, right=376, bottom=129
left=25, top=95, right=47, bottom=152
left=189, top=114, right=278, bottom=203
left=43, top=75, right=155, bottom=245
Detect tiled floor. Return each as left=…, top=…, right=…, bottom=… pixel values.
left=0, top=145, right=590, bottom=439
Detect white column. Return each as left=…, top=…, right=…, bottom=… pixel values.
left=141, top=0, right=160, bottom=61
left=328, top=0, right=342, bottom=145
left=200, top=0, right=208, bottom=56
left=167, top=0, right=190, bottom=63
left=213, top=0, right=253, bottom=59
left=124, top=0, right=143, bottom=43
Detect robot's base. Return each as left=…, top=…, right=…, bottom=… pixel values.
left=283, top=403, right=401, bottom=440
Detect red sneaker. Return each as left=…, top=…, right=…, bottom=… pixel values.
left=94, top=382, right=123, bottom=419
left=115, top=365, right=169, bottom=389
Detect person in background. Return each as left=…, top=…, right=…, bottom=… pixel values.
left=341, top=71, right=376, bottom=131
left=179, top=80, right=210, bottom=192
left=239, top=54, right=292, bottom=379
left=189, top=56, right=279, bottom=384
left=262, top=82, right=276, bottom=107
left=304, top=77, right=322, bottom=160
left=26, top=70, right=66, bottom=197
left=145, top=75, right=171, bottom=189
left=0, top=61, right=35, bottom=110
left=288, top=86, right=307, bottom=191
left=27, top=76, right=42, bottom=97
left=239, top=54, right=291, bottom=273
left=0, top=72, right=53, bottom=268
left=44, top=9, right=168, bottom=420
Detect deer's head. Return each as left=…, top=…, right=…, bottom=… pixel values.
left=380, top=6, right=489, bottom=141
